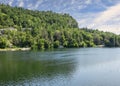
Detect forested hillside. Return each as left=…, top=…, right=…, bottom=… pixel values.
left=0, top=4, right=120, bottom=49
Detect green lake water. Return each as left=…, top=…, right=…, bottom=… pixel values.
left=0, top=48, right=120, bottom=86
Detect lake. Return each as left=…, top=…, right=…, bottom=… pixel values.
left=0, top=48, right=120, bottom=86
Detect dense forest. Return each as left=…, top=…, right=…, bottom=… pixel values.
left=0, top=4, right=120, bottom=50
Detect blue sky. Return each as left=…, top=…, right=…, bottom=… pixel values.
left=1, top=0, right=120, bottom=34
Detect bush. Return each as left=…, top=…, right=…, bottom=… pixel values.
left=54, top=41, right=60, bottom=48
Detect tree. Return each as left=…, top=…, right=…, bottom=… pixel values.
left=37, top=39, right=45, bottom=50
left=54, top=40, right=60, bottom=48
left=0, top=37, right=8, bottom=48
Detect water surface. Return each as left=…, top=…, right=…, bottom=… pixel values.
left=0, top=48, right=120, bottom=86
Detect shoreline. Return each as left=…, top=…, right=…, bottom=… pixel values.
left=0, top=45, right=115, bottom=52
left=0, top=48, right=31, bottom=51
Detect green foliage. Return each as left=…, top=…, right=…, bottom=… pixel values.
left=54, top=41, right=60, bottom=48
left=0, top=4, right=120, bottom=50
left=0, top=4, right=78, bottom=29
left=0, top=36, right=8, bottom=48
left=37, top=39, right=45, bottom=50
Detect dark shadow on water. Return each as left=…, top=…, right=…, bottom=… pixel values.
left=0, top=50, right=77, bottom=85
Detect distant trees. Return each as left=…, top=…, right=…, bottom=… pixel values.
left=0, top=4, right=78, bottom=30
left=0, top=4, right=120, bottom=49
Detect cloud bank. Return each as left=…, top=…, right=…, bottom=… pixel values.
left=78, top=3, right=120, bottom=34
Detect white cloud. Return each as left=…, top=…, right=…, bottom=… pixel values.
left=94, top=4, right=120, bottom=24
left=78, top=3, right=120, bottom=34
left=8, top=0, right=14, bottom=6
left=34, top=0, right=43, bottom=9
left=18, top=1, right=24, bottom=7
left=27, top=3, right=34, bottom=10
left=94, top=25, right=120, bottom=34
left=71, top=0, right=75, bottom=4
left=85, top=0, right=92, bottom=5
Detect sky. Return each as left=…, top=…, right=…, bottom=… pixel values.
left=0, top=0, right=120, bottom=34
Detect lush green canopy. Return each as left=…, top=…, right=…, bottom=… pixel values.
left=0, top=4, right=120, bottom=49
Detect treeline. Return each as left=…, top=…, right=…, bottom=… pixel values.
left=0, top=4, right=120, bottom=49
left=0, top=4, right=78, bottom=29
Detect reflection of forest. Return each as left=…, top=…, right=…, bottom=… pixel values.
left=0, top=51, right=76, bottom=84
